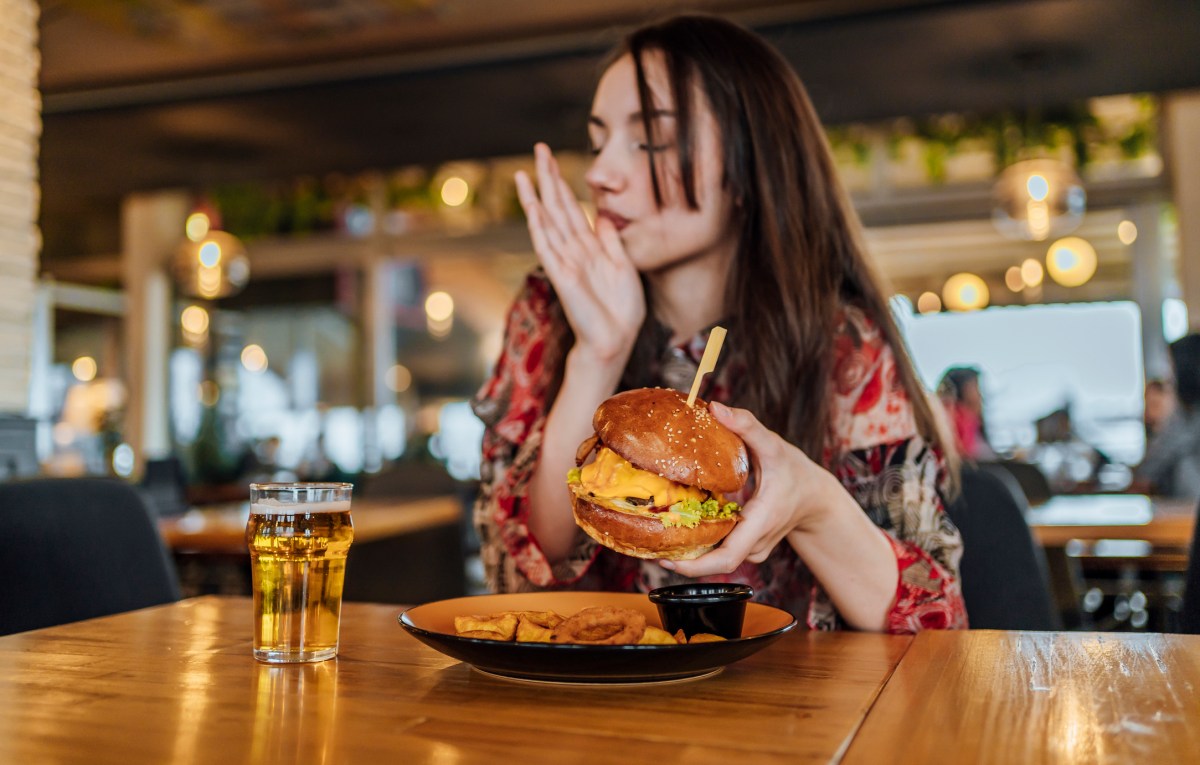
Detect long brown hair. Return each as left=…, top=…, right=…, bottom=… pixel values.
left=548, top=14, right=953, bottom=471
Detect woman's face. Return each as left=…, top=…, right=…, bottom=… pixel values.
left=585, top=52, right=737, bottom=273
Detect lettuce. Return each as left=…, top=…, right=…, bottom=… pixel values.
left=566, top=467, right=582, bottom=484
left=659, top=497, right=740, bottom=528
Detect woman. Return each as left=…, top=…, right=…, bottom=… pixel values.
left=472, top=15, right=965, bottom=633
left=938, top=366, right=995, bottom=461
left=1137, top=334, right=1200, bottom=499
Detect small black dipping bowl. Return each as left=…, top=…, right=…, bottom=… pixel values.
left=648, top=583, right=754, bottom=640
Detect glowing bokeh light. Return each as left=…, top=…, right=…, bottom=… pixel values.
left=440, top=177, right=470, bottom=207
left=917, top=291, right=942, bottom=314
left=72, top=356, right=97, bottom=383
left=425, top=291, right=455, bottom=322
left=1117, top=220, right=1138, bottom=245
left=386, top=364, right=413, bottom=393
left=1020, top=258, right=1045, bottom=288
left=185, top=213, right=211, bottom=242
left=241, top=344, right=268, bottom=373
left=1046, top=237, right=1098, bottom=288
left=1005, top=266, right=1025, bottom=293
left=942, top=273, right=990, bottom=312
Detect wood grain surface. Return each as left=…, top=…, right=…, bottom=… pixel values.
left=842, top=629, right=1200, bottom=764
left=0, top=596, right=910, bottom=764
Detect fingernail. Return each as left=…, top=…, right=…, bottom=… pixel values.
left=659, top=560, right=675, bottom=570
left=711, top=402, right=728, bottom=417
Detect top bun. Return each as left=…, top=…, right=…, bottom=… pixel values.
left=593, top=387, right=749, bottom=494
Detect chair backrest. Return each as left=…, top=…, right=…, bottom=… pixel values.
left=0, top=478, right=181, bottom=636
left=139, top=456, right=190, bottom=516
left=982, top=459, right=1054, bottom=506
left=948, top=466, right=1061, bottom=630
left=1182, top=498, right=1200, bottom=634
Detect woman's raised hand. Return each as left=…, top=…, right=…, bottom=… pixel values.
left=515, top=143, right=645, bottom=364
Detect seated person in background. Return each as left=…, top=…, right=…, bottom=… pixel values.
left=1136, top=334, right=1200, bottom=500
left=938, top=367, right=995, bottom=461
left=1143, top=378, right=1176, bottom=440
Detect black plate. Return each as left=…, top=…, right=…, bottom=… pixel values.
left=398, top=591, right=797, bottom=684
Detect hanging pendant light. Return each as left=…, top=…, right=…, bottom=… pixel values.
left=174, top=229, right=250, bottom=300
left=992, top=158, right=1086, bottom=242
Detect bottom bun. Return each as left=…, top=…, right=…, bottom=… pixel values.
left=572, top=495, right=737, bottom=561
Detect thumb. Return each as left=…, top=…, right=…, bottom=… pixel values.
left=710, top=402, right=781, bottom=460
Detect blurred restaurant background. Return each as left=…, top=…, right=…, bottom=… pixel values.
left=3, top=0, right=1200, bottom=627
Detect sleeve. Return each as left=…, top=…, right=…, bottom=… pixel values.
left=470, top=271, right=602, bottom=592
left=815, top=306, right=968, bottom=633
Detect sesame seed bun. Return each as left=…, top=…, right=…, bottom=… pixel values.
left=592, top=387, right=749, bottom=494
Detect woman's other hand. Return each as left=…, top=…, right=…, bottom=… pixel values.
left=664, top=402, right=826, bottom=578
left=515, top=143, right=645, bottom=365
left=664, top=402, right=898, bottom=631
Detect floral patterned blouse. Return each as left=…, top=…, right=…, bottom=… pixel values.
left=471, top=270, right=967, bottom=633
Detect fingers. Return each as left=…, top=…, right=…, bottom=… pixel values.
left=710, top=402, right=783, bottom=461
left=535, top=143, right=580, bottom=241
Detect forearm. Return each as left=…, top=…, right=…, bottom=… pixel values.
left=786, top=472, right=898, bottom=632
left=527, top=348, right=627, bottom=561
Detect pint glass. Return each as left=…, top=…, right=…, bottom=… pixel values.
left=247, top=483, right=354, bottom=663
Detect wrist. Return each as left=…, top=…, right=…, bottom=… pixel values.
left=792, top=468, right=848, bottom=536
left=566, top=344, right=630, bottom=385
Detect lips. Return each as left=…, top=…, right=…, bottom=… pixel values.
left=596, top=210, right=631, bottom=231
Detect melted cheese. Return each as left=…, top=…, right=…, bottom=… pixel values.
left=578, top=447, right=708, bottom=506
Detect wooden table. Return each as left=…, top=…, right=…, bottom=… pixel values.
left=0, top=597, right=911, bottom=764
left=1026, top=494, right=1196, bottom=550
left=842, top=629, right=1200, bottom=764
left=159, top=495, right=463, bottom=554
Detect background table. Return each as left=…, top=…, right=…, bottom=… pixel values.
left=159, top=496, right=467, bottom=603
left=1026, top=494, right=1196, bottom=551
left=842, top=629, right=1200, bottom=764
left=0, top=596, right=911, bottom=765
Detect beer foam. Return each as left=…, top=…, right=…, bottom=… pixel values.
left=251, top=499, right=351, bottom=515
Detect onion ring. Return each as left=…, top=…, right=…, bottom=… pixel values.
left=550, top=606, right=646, bottom=645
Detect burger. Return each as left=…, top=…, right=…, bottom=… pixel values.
left=567, top=387, right=749, bottom=560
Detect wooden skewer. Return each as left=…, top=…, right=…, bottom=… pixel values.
left=686, top=326, right=727, bottom=408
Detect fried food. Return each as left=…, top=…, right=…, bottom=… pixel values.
left=457, top=630, right=509, bottom=640
left=454, top=612, right=519, bottom=641
left=637, top=625, right=682, bottom=645
left=515, top=613, right=557, bottom=643
left=551, top=607, right=647, bottom=645
left=451, top=605, right=730, bottom=646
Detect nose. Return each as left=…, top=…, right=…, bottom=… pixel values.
left=585, top=144, right=626, bottom=198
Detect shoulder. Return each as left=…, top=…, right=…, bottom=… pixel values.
left=829, top=305, right=919, bottom=452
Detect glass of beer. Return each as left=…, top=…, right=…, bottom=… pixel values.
left=247, top=483, right=354, bottom=663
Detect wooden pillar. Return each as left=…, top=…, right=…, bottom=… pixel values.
left=121, top=191, right=189, bottom=476
left=0, top=0, right=39, bottom=413
left=1164, top=91, right=1200, bottom=332
left=1128, top=202, right=1170, bottom=379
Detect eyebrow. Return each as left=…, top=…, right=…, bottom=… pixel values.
left=588, top=110, right=678, bottom=129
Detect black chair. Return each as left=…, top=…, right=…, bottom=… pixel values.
left=980, top=459, right=1054, bottom=506
left=948, top=467, right=1061, bottom=630
left=138, top=456, right=190, bottom=516
left=1181, top=498, right=1200, bottom=634
left=0, top=478, right=181, bottom=636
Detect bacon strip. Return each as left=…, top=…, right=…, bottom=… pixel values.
left=575, top=433, right=600, bottom=466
